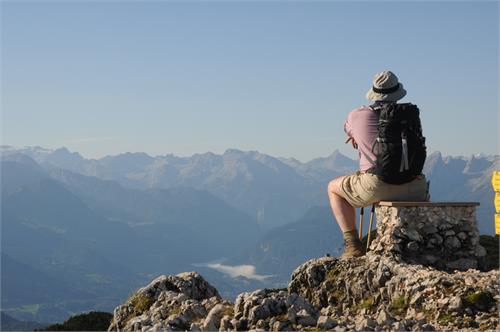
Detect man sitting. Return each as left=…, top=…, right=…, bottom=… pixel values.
left=327, top=70, right=429, bottom=259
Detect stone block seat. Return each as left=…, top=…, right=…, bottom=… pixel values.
left=369, top=201, right=486, bottom=271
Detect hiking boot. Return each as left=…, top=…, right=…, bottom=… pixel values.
left=340, top=238, right=365, bottom=259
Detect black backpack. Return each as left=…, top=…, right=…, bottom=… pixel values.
left=366, top=102, right=426, bottom=184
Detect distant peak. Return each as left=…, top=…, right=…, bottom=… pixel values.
left=192, top=151, right=217, bottom=157
left=328, top=149, right=344, bottom=158
left=427, top=151, right=443, bottom=160
left=224, top=148, right=244, bottom=155
left=54, top=147, right=71, bottom=154
left=330, top=149, right=341, bottom=155
left=124, top=151, right=149, bottom=156
left=111, top=151, right=154, bottom=159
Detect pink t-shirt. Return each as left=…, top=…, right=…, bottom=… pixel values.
left=344, top=105, right=379, bottom=172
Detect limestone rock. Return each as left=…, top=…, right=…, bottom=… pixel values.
left=295, top=309, right=316, bottom=327
left=108, top=204, right=499, bottom=331
left=108, top=272, right=221, bottom=331
left=317, top=315, right=337, bottom=329
left=202, top=304, right=226, bottom=331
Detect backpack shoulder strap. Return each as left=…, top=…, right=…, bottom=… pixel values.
left=369, top=103, right=381, bottom=112
left=370, top=101, right=398, bottom=112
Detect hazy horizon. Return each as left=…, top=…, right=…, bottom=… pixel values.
left=1, top=144, right=497, bottom=164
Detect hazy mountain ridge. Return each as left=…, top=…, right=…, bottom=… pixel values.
left=1, top=163, right=143, bottom=322
left=1, top=146, right=321, bottom=228
left=0, top=155, right=262, bottom=323
left=1, top=154, right=262, bottom=263
left=423, top=151, right=498, bottom=233
left=279, top=150, right=358, bottom=183
left=2, top=145, right=497, bottom=232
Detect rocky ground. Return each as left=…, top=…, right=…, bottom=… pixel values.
left=108, top=252, right=499, bottom=331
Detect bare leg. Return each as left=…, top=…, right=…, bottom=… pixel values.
left=327, top=176, right=356, bottom=232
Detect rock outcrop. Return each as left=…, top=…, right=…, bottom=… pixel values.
left=288, top=256, right=498, bottom=331
left=108, top=272, right=232, bottom=331
left=109, top=203, right=499, bottom=331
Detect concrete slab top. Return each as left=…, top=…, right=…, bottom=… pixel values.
left=377, top=201, right=480, bottom=207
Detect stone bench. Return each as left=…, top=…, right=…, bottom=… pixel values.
left=369, top=201, right=486, bottom=271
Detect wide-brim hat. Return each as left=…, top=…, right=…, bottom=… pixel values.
left=366, top=70, right=407, bottom=102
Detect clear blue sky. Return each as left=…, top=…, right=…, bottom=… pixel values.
left=1, top=1, right=498, bottom=161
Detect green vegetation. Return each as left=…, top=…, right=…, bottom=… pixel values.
left=437, top=312, right=454, bottom=324
left=463, top=290, right=495, bottom=311
left=388, top=295, right=408, bottom=316
left=4, top=298, right=119, bottom=325
left=129, top=293, right=154, bottom=314
left=352, top=296, right=375, bottom=313
left=326, top=268, right=340, bottom=281
left=324, top=266, right=347, bottom=302
left=420, top=308, right=433, bottom=320
left=167, top=305, right=182, bottom=317
left=38, top=311, right=113, bottom=331
left=122, top=292, right=155, bottom=324
left=360, top=296, right=374, bottom=309
left=479, top=235, right=499, bottom=271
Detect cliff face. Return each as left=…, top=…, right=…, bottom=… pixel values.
left=108, top=204, right=499, bottom=331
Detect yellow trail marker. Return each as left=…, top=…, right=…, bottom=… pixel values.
left=493, top=171, right=500, bottom=192
left=496, top=193, right=500, bottom=213
left=496, top=214, right=500, bottom=235
left=493, top=172, right=500, bottom=234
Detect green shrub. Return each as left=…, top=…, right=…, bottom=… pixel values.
left=38, top=311, right=113, bottom=331
left=389, top=295, right=408, bottom=316
left=352, top=296, right=375, bottom=313
left=129, top=293, right=154, bottom=314
left=437, top=312, right=454, bottom=324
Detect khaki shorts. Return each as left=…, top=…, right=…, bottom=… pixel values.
left=339, top=172, right=429, bottom=208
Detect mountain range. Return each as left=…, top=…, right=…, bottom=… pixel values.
left=0, top=145, right=497, bottom=324
left=3, top=145, right=496, bottom=231
left=0, top=146, right=360, bottom=229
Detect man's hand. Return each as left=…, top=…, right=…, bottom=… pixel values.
left=345, top=137, right=358, bottom=149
